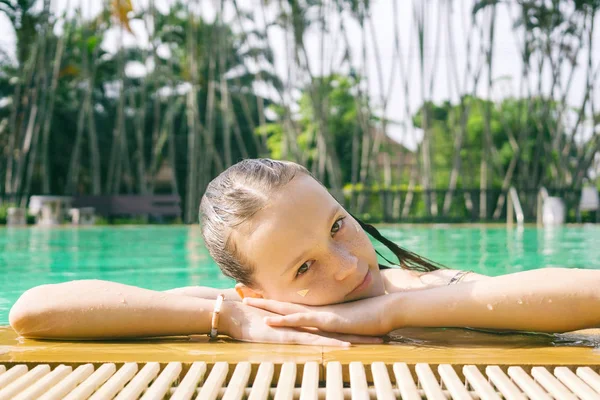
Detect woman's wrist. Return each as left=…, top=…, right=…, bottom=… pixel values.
left=384, top=292, right=409, bottom=332
left=219, top=300, right=242, bottom=338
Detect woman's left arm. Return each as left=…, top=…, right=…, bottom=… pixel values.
left=246, top=268, right=600, bottom=335
left=392, top=267, right=600, bottom=333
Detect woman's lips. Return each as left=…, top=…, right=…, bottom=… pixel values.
left=346, top=270, right=372, bottom=297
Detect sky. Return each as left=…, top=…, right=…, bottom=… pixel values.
left=1, top=0, right=598, bottom=150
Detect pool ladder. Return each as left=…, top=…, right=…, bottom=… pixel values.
left=507, top=186, right=524, bottom=227
left=1, top=361, right=600, bottom=399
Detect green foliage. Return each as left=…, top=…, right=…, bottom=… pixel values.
left=259, top=74, right=372, bottom=185
left=1, top=2, right=279, bottom=200
left=0, top=203, right=11, bottom=224
left=412, top=96, right=566, bottom=189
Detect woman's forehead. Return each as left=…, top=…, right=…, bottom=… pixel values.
left=234, top=175, right=339, bottom=266
left=255, top=176, right=335, bottom=233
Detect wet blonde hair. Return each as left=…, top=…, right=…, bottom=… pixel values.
left=200, top=158, right=442, bottom=287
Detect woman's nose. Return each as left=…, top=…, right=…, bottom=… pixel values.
left=333, top=251, right=359, bottom=281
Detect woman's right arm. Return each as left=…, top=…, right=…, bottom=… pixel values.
left=9, top=280, right=379, bottom=346
left=9, top=280, right=216, bottom=339
left=164, top=286, right=241, bottom=301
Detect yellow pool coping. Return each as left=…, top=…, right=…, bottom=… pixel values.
left=2, top=326, right=600, bottom=367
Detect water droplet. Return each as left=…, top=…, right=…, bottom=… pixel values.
left=517, top=299, right=523, bottom=305
left=548, top=299, right=553, bottom=303
left=487, top=304, right=494, bottom=311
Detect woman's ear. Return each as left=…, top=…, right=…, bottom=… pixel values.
left=235, top=283, right=263, bottom=300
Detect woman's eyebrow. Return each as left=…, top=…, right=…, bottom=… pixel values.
left=279, top=204, right=341, bottom=276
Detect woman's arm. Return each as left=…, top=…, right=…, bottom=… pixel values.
left=164, top=286, right=241, bottom=301
left=391, top=267, right=600, bottom=333
left=9, top=280, right=216, bottom=339
left=245, top=268, right=600, bottom=335
left=9, top=280, right=378, bottom=346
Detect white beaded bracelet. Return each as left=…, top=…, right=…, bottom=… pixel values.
left=208, top=294, right=225, bottom=340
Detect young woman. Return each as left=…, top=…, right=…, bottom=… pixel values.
left=8, top=159, right=600, bottom=346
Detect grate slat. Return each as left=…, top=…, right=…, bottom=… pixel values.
left=248, top=361, right=274, bottom=400
left=554, top=366, right=600, bottom=400
left=485, top=365, right=526, bottom=400
left=300, top=361, right=319, bottom=400
left=0, top=365, right=28, bottom=390
left=274, top=362, right=296, bottom=400
left=140, top=362, right=182, bottom=400
left=507, top=366, right=551, bottom=400
left=222, top=361, right=251, bottom=400
left=63, top=363, right=116, bottom=400
left=349, top=361, right=370, bottom=400
left=578, top=367, right=600, bottom=394
left=393, top=362, right=421, bottom=400
left=0, top=364, right=50, bottom=400
left=88, top=362, right=138, bottom=400
left=196, top=361, right=228, bottom=400
left=438, top=364, right=471, bottom=400
left=372, top=362, right=395, bottom=400
left=115, top=361, right=160, bottom=400
left=415, top=362, right=446, bottom=400
left=38, top=363, right=95, bottom=400
left=531, top=366, right=577, bottom=400
left=463, top=365, right=501, bottom=400
left=325, top=362, right=343, bottom=400
left=170, top=361, right=207, bottom=400
left=12, top=364, right=71, bottom=400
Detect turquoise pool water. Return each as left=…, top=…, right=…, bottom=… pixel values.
left=1, top=225, right=599, bottom=325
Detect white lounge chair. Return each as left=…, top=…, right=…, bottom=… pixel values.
left=28, top=196, right=73, bottom=226
left=69, top=207, right=96, bottom=225
left=579, top=186, right=599, bottom=222
left=6, top=207, right=26, bottom=226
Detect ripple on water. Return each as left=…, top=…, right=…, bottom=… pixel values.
left=387, top=327, right=600, bottom=349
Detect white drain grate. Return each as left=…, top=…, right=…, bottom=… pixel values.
left=0, top=362, right=599, bottom=399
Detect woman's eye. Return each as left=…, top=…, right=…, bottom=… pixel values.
left=296, top=261, right=313, bottom=277
left=331, top=217, right=345, bottom=236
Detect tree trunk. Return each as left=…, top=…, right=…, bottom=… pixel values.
left=480, top=5, right=496, bottom=221
left=40, top=20, right=69, bottom=194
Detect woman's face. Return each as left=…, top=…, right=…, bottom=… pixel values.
left=232, top=174, right=386, bottom=305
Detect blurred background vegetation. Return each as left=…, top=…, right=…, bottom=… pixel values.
left=0, top=0, right=598, bottom=223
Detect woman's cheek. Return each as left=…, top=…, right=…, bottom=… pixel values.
left=303, top=278, right=345, bottom=305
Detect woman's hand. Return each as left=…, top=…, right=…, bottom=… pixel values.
left=242, top=295, right=393, bottom=336
left=220, top=301, right=383, bottom=346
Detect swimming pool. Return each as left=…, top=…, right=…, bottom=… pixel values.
left=0, top=225, right=598, bottom=325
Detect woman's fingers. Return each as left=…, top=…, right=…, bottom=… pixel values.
left=295, top=327, right=383, bottom=344
left=265, top=313, right=336, bottom=330
left=243, top=297, right=307, bottom=315
left=288, top=332, right=351, bottom=347
left=258, top=328, right=349, bottom=347
left=317, top=332, right=383, bottom=344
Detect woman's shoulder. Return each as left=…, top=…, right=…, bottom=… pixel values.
left=381, top=268, right=489, bottom=293
left=380, top=268, right=424, bottom=292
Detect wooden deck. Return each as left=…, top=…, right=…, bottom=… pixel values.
left=1, top=326, right=600, bottom=367
left=2, top=327, right=600, bottom=398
